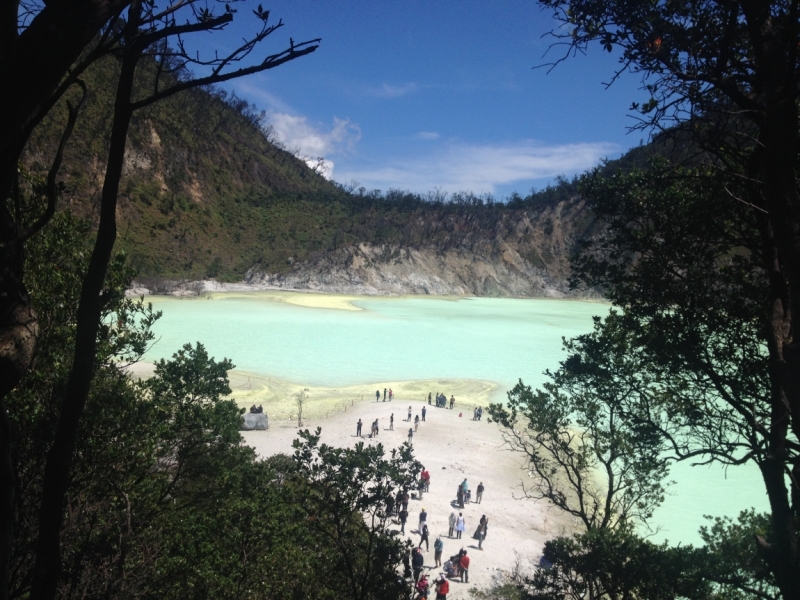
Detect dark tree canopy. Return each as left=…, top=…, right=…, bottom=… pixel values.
left=534, top=1, right=800, bottom=596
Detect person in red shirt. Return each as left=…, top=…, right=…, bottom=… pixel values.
left=421, top=469, right=431, bottom=491
left=460, top=551, right=470, bottom=583
left=435, top=576, right=449, bottom=599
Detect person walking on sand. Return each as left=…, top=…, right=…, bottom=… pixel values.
left=376, top=389, right=380, bottom=402
left=389, top=388, right=393, bottom=401
left=419, top=507, right=427, bottom=530
left=356, top=419, right=362, bottom=437
left=399, top=507, right=408, bottom=534
left=434, top=536, right=443, bottom=567
left=474, top=515, right=487, bottom=549
left=450, top=395, right=455, bottom=409
left=428, top=392, right=432, bottom=405
left=456, top=486, right=464, bottom=509
left=408, top=427, right=414, bottom=444
left=384, top=388, right=387, bottom=401
left=476, top=482, right=484, bottom=504
left=419, top=522, right=430, bottom=551
left=422, top=406, right=427, bottom=422
left=390, top=413, right=394, bottom=430
left=408, top=406, right=412, bottom=421
left=455, top=513, right=465, bottom=539
left=448, top=512, right=456, bottom=537
left=414, top=414, right=420, bottom=432
left=412, top=547, right=424, bottom=583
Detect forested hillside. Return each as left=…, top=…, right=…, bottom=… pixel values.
left=24, top=54, right=613, bottom=295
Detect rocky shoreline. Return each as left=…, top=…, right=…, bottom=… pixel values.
left=130, top=242, right=601, bottom=299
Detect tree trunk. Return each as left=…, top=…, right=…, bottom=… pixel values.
left=0, top=6, right=128, bottom=596
left=28, top=48, right=137, bottom=600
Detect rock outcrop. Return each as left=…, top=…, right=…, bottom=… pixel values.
left=241, top=413, right=269, bottom=431
left=241, top=197, right=601, bottom=298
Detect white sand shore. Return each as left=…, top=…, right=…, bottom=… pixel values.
left=126, top=362, right=575, bottom=596
left=243, top=397, right=575, bottom=598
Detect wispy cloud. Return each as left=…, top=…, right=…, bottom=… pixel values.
left=414, top=131, right=440, bottom=140
left=266, top=111, right=362, bottom=180
left=337, top=140, right=617, bottom=194
left=233, top=80, right=295, bottom=114
left=365, top=82, right=418, bottom=98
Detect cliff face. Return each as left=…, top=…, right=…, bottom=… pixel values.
left=242, top=197, right=599, bottom=298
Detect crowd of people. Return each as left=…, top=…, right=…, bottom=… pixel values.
left=398, top=469, right=490, bottom=598
left=352, top=392, right=492, bottom=598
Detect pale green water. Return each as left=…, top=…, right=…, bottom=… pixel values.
left=142, top=293, right=769, bottom=545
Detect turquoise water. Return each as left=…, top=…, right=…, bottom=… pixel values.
left=142, top=295, right=606, bottom=398
left=142, top=293, right=769, bottom=545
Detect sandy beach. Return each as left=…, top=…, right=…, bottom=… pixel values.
left=243, top=396, right=575, bottom=598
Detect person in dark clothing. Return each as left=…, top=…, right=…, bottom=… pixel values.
left=399, top=508, right=408, bottom=534
left=456, top=487, right=464, bottom=509
left=384, top=388, right=387, bottom=401
left=476, top=482, right=484, bottom=503
left=420, top=522, right=430, bottom=551
left=356, top=419, right=362, bottom=436
left=376, top=389, right=380, bottom=402
left=412, top=547, right=424, bottom=582
left=428, top=392, right=432, bottom=405
left=422, top=406, right=427, bottom=422
left=403, top=550, right=412, bottom=579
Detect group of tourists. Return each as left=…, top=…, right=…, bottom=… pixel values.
left=248, top=404, right=264, bottom=414
left=358, top=405, right=429, bottom=446
left=376, top=387, right=394, bottom=401
left=428, top=392, right=456, bottom=409
left=455, top=478, right=484, bottom=508
left=355, top=418, right=381, bottom=438
left=397, top=470, right=492, bottom=598
left=413, top=546, right=469, bottom=598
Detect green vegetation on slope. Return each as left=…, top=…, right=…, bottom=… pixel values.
left=24, top=54, right=606, bottom=283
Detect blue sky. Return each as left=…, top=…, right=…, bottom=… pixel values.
left=204, top=1, right=649, bottom=197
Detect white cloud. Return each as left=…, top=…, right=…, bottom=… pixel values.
left=266, top=112, right=361, bottom=180
left=414, top=131, right=440, bottom=140
left=365, top=82, right=418, bottom=98
left=336, top=140, right=618, bottom=194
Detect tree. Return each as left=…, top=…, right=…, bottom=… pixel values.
left=1, top=4, right=320, bottom=598
left=296, top=389, right=307, bottom=427
left=489, top=312, right=671, bottom=533
left=528, top=528, right=710, bottom=600
left=525, top=511, right=781, bottom=600
left=291, top=429, right=422, bottom=600
left=565, top=162, right=793, bottom=596
left=536, top=2, right=800, bottom=595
